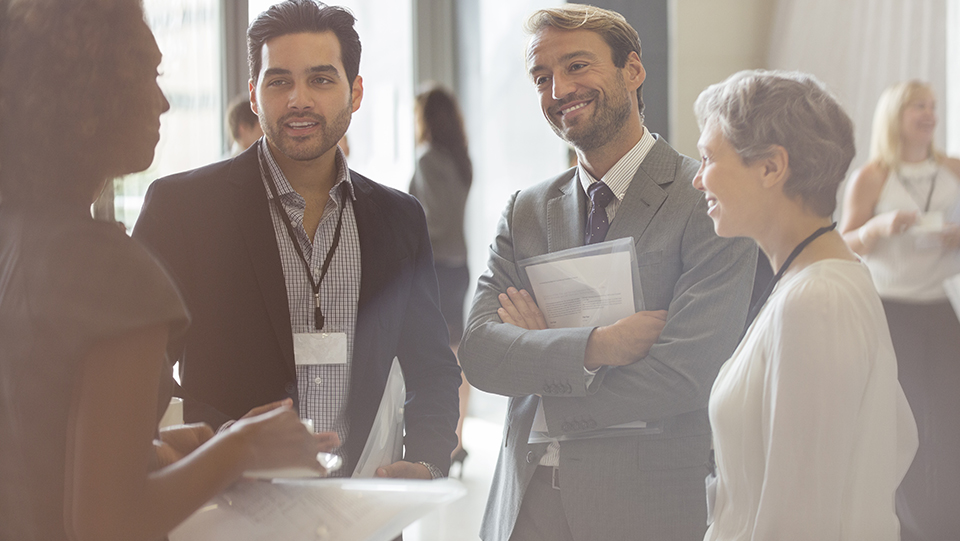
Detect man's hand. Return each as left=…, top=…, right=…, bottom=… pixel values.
left=584, top=310, right=668, bottom=371
left=155, top=423, right=214, bottom=467
left=375, top=460, right=433, bottom=479
left=498, top=287, right=548, bottom=330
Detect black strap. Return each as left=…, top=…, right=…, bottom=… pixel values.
left=739, top=222, right=837, bottom=342
left=899, top=166, right=938, bottom=213
left=259, top=147, right=348, bottom=330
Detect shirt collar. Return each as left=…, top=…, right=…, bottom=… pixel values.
left=258, top=139, right=356, bottom=203
left=577, top=126, right=656, bottom=201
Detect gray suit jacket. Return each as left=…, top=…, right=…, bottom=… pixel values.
left=459, top=137, right=756, bottom=541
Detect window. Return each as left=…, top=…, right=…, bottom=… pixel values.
left=113, top=0, right=225, bottom=231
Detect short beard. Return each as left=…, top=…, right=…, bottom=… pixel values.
left=550, top=70, right=632, bottom=152
left=262, top=102, right=352, bottom=162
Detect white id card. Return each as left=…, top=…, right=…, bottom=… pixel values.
left=293, top=332, right=347, bottom=365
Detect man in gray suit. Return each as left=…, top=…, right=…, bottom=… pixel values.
left=459, top=5, right=756, bottom=540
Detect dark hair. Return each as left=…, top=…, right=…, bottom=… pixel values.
left=227, top=94, right=259, bottom=143
left=695, top=70, right=856, bottom=217
left=0, top=0, right=154, bottom=203
left=415, top=85, right=472, bottom=186
left=248, top=0, right=361, bottom=85
left=525, top=3, right=644, bottom=116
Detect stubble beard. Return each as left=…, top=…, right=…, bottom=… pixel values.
left=262, top=102, right=352, bottom=162
left=549, top=71, right=632, bottom=152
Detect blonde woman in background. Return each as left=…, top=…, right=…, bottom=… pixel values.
left=840, top=80, right=960, bottom=541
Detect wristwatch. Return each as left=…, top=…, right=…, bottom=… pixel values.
left=417, top=461, right=443, bottom=479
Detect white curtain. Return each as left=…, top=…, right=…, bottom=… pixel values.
left=767, top=0, right=948, bottom=175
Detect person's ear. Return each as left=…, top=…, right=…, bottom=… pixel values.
left=623, top=51, right=645, bottom=91
left=350, top=75, right=364, bottom=113
left=760, top=145, right=789, bottom=189
left=249, top=79, right=259, bottom=115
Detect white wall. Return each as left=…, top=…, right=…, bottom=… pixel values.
left=669, top=0, right=776, bottom=159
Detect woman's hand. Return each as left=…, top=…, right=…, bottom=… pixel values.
left=229, top=402, right=340, bottom=473
left=940, top=223, right=960, bottom=249
left=155, top=423, right=214, bottom=467
left=858, top=210, right=918, bottom=251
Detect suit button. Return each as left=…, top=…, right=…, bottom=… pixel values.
left=284, top=382, right=296, bottom=395
left=526, top=451, right=535, bottom=463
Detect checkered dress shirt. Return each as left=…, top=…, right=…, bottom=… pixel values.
left=258, top=141, right=360, bottom=466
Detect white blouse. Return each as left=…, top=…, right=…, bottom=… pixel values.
left=705, top=259, right=918, bottom=541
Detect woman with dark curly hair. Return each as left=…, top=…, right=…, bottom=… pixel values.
left=0, top=1, right=337, bottom=540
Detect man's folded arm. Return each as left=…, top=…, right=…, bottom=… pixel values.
left=459, top=192, right=596, bottom=398
left=541, top=197, right=756, bottom=435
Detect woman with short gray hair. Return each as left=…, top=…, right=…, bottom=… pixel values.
left=693, top=70, right=917, bottom=540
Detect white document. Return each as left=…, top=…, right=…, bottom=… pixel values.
left=169, top=478, right=466, bottom=541
left=520, top=239, right=653, bottom=443
left=352, top=358, right=405, bottom=478
left=524, top=250, right=636, bottom=329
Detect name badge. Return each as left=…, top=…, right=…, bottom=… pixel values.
left=293, top=332, right=347, bottom=365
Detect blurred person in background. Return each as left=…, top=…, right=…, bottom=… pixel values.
left=227, top=94, right=264, bottom=155
left=840, top=80, right=960, bottom=541
left=0, top=1, right=337, bottom=540
left=408, top=84, right=473, bottom=474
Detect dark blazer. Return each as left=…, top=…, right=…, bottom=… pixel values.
left=133, top=144, right=461, bottom=474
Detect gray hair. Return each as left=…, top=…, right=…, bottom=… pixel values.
left=693, top=70, right=855, bottom=217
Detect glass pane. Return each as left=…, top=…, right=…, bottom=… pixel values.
left=115, top=0, right=224, bottom=231
left=247, top=0, right=414, bottom=191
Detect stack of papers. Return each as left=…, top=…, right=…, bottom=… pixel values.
left=170, top=478, right=466, bottom=541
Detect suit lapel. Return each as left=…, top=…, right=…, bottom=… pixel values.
left=228, top=149, right=296, bottom=380
left=607, top=138, right=673, bottom=243
left=547, top=171, right=587, bottom=253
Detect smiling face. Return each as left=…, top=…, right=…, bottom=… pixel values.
left=526, top=27, right=644, bottom=152
left=250, top=31, right=362, bottom=164
left=693, top=122, right=769, bottom=239
left=899, top=87, right=937, bottom=150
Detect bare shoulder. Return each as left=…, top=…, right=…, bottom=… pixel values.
left=941, top=156, right=960, bottom=180
left=847, top=161, right=888, bottom=194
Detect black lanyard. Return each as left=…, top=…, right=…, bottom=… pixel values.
left=900, top=167, right=938, bottom=213
left=259, top=153, right=348, bottom=331
left=739, top=222, right=837, bottom=342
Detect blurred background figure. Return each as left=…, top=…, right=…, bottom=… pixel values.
left=408, top=84, right=472, bottom=474
left=0, top=2, right=336, bottom=540
left=840, top=80, right=960, bottom=541
left=226, top=93, right=263, bottom=154
left=695, top=70, right=917, bottom=541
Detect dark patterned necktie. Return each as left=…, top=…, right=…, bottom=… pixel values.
left=584, top=181, right=616, bottom=244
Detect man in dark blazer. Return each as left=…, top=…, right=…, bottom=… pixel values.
left=134, top=0, right=460, bottom=478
